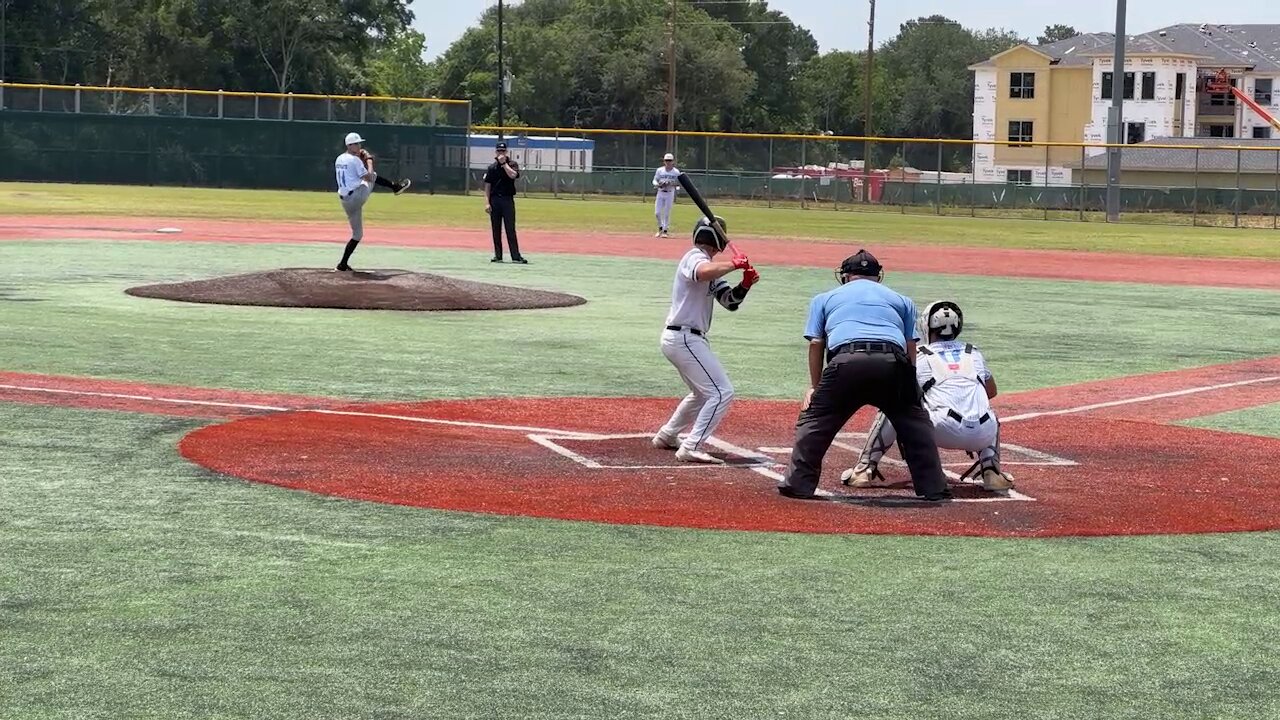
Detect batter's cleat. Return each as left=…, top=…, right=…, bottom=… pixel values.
left=394, top=179, right=412, bottom=195
left=651, top=434, right=680, bottom=451
left=841, top=464, right=889, bottom=487
left=980, top=468, right=1015, bottom=492
left=675, top=447, right=724, bottom=464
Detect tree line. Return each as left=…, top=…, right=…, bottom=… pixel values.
left=3, top=0, right=1078, bottom=149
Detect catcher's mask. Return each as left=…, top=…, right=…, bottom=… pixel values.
left=834, top=249, right=883, bottom=285
left=920, top=300, right=964, bottom=340
left=692, top=215, right=728, bottom=251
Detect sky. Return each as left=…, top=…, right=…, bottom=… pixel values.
left=414, top=1, right=1280, bottom=61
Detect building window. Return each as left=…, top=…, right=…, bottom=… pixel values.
left=1256, top=78, right=1273, bottom=105
left=1208, top=78, right=1236, bottom=106
left=1010, top=72, right=1035, bottom=99
left=1254, top=126, right=1273, bottom=139
left=1141, top=72, right=1156, bottom=100
left=1102, top=72, right=1113, bottom=99
left=1126, top=122, right=1146, bottom=144
left=1008, top=120, right=1033, bottom=146
left=1175, top=73, right=1186, bottom=100
left=1006, top=169, right=1032, bottom=185
left=1205, top=124, right=1235, bottom=138
left=1123, top=72, right=1136, bottom=99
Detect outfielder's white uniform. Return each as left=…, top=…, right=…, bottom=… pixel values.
left=336, top=152, right=375, bottom=241
left=656, top=247, right=741, bottom=453
left=859, top=339, right=1000, bottom=466
left=653, top=165, right=680, bottom=232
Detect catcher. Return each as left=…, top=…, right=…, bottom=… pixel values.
left=841, top=300, right=1015, bottom=492
left=334, top=132, right=411, bottom=272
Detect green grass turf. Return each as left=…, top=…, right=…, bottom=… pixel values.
left=6, top=182, right=1280, bottom=258
left=4, top=401, right=1280, bottom=720
left=3, top=240, right=1280, bottom=400
left=1183, top=402, right=1280, bottom=439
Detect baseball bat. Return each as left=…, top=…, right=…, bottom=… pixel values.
left=676, top=172, right=742, bottom=257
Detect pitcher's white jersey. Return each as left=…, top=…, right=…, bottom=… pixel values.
left=653, top=166, right=681, bottom=192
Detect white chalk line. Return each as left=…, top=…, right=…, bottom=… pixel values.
left=1001, top=375, right=1280, bottom=423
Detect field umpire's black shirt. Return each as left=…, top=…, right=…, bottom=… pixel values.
left=484, top=160, right=521, bottom=197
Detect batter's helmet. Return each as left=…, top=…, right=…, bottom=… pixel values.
left=692, top=215, right=728, bottom=251
left=921, top=300, right=964, bottom=340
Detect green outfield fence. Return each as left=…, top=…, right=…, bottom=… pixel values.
left=3, top=82, right=1280, bottom=228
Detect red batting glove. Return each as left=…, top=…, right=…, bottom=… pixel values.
left=741, top=267, right=760, bottom=289
left=731, top=254, right=751, bottom=270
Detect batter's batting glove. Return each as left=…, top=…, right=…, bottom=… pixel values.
left=741, top=267, right=760, bottom=289
left=731, top=253, right=751, bottom=270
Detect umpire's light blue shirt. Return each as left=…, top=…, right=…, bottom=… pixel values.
left=804, top=279, right=917, bottom=350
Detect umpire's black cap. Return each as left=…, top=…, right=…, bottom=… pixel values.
left=839, top=249, right=882, bottom=277
left=495, top=141, right=508, bottom=151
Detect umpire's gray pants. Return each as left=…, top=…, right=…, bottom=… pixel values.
left=340, top=179, right=374, bottom=241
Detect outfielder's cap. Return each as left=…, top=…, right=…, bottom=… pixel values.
left=495, top=141, right=508, bottom=150
left=345, top=132, right=366, bottom=145
left=839, top=249, right=882, bottom=276
left=663, top=153, right=675, bottom=161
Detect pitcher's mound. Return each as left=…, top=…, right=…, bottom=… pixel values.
left=125, top=268, right=587, bottom=311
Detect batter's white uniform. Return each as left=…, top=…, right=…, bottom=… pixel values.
left=860, top=339, right=1000, bottom=465
left=656, top=247, right=740, bottom=453
left=336, top=152, right=375, bottom=241
left=653, top=165, right=680, bottom=232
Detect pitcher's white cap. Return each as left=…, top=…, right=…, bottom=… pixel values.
left=345, top=132, right=366, bottom=145
left=663, top=153, right=675, bottom=161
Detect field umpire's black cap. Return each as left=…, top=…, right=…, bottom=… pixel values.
left=495, top=141, right=508, bottom=150
left=839, top=249, right=883, bottom=277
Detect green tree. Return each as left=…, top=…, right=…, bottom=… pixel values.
left=1037, top=24, right=1080, bottom=45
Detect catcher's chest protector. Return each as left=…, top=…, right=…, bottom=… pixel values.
left=919, top=344, right=977, bottom=392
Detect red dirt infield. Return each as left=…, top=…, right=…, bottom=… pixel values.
left=5, top=215, right=1280, bottom=289
left=178, top=396, right=1280, bottom=537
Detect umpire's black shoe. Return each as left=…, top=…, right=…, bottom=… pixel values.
left=491, top=257, right=503, bottom=263
left=336, top=263, right=353, bottom=272
left=777, top=484, right=818, bottom=500
left=512, top=257, right=529, bottom=265
left=919, top=489, right=953, bottom=502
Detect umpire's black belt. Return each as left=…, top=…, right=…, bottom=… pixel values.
left=947, top=409, right=991, bottom=424
left=666, top=325, right=704, bottom=336
left=829, top=340, right=902, bottom=360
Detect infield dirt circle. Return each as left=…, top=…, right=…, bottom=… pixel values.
left=178, top=397, right=1280, bottom=537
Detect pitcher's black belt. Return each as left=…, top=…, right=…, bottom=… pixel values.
left=830, top=340, right=901, bottom=357
left=947, top=409, right=991, bottom=424
left=666, top=325, right=704, bottom=336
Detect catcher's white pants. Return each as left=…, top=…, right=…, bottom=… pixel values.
left=863, top=407, right=999, bottom=464
left=654, top=190, right=675, bottom=230
left=658, top=328, right=734, bottom=452
left=340, top=177, right=374, bottom=241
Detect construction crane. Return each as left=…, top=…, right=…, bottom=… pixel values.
left=1205, top=69, right=1280, bottom=133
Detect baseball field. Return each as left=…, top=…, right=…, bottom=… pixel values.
left=3, top=182, right=1280, bottom=718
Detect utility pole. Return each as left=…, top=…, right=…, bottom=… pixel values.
left=862, top=0, right=875, bottom=202
left=666, top=0, right=677, bottom=140
left=496, top=0, right=505, bottom=139
left=1105, top=0, right=1127, bottom=222
left=1, top=0, right=8, bottom=86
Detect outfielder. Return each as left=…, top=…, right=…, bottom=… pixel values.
left=652, top=216, right=759, bottom=463
left=334, top=132, right=411, bottom=272
left=842, top=300, right=1015, bottom=491
left=652, top=153, right=680, bottom=237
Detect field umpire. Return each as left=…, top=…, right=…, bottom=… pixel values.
left=777, top=249, right=950, bottom=502
left=483, top=141, right=527, bottom=264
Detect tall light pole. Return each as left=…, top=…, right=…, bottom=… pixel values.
left=862, top=0, right=875, bottom=201
left=496, top=0, right=505, bottom=138
left=1, top=0, right=8, bottom=86
left=1106, top=0, right=1127, bottom=222
left=665, top=0, right=677, bottom=140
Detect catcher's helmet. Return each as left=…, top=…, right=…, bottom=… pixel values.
left=921, top=300, right=964, bottom=340
left=692, top=215, right=728, bottom=251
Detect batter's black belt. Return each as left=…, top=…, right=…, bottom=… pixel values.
left=947, top=409, right=991, bottom=424
left=666, top=325, right=704, bottom=336
left=829, top=340, right=902, bottom=360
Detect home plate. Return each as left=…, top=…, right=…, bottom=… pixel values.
left=155, top=227, right=183, bottom=234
